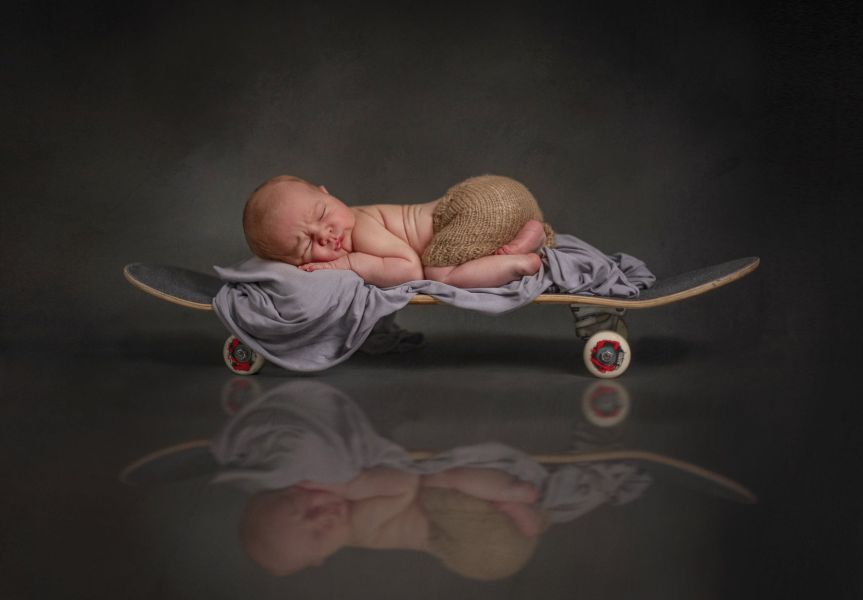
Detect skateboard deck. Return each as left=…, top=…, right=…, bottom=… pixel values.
left=123, top=256, right=759, bottom=377
left=119, top=441, right=755, bottom=504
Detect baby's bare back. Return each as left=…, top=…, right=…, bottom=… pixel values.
left=349, top=495, right=429, bottom=550
left=352, top=200, right=439, bottom=257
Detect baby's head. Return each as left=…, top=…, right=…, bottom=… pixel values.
left=243, top=175, right=355, bottom=266
left=240, top=486, right=352, bottom=576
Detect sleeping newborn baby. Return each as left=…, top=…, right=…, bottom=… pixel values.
left=242, top=175, right=555, bottom=288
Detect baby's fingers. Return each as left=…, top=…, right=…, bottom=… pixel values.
left=300, top=262, right=326, bottom=272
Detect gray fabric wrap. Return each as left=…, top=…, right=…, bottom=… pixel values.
left=212, top=234, right=655, bottom=372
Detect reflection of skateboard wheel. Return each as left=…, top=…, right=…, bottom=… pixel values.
left=220, top=377, right=263, bottom=414
left=583, top=331, right=631, bottom=378
left=581, top=380, right=631, bottom=427
left=222, top=336, right=265, bottom=375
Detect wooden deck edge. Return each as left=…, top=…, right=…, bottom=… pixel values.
left=119, top=442, right=755, bottom=503
left=408, top=257, right=760, bottom=309
left=123, top=265, right=214, bottom=311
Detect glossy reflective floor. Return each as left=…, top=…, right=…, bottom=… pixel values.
left=5, top=318, right=859, bottom=599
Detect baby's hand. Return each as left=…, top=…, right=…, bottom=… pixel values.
left=422, top=468, right=539, bottom=503
left=299, top=256, right=351, bottom=272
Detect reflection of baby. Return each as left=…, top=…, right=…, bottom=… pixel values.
left=241, top=466, right=547, bottom=580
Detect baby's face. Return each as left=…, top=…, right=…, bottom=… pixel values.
left=268, top=182, right=355, bottom=266
left=288, top=488, right=351, bottom=560
left=246, top=487, right=352, bottom=575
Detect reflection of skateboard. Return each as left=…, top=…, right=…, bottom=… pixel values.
left=119, top=441, right=755, bottom=503
left=123, top=257, right=759, bottom=378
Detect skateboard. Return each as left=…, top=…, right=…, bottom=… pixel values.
left=123, top=256, right=759, bottom=378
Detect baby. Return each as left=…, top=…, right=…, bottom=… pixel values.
left=240, top=466, right=546, bottom=578
left=242, top=175, right=554, bottom=288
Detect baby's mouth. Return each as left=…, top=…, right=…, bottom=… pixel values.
left=334, top=235, right=343, bottom=251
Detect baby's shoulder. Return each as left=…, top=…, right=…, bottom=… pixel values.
left=352, top=204, right=392, bottom=223
left=353, top=204, right=411, bottom=236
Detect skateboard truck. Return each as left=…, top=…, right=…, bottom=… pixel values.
left=570, top=306, right=628, bottom=340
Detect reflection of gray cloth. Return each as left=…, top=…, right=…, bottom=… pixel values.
left=414, top=443, right=651, bottom=523
left=541, top=461, right=652, bottom=523
left=210, top=381, right=651, bottom=522
left=210, top=381, right=413, bottom=492
left=212, top=234, right=655, bottom=372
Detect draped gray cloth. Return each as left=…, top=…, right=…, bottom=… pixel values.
left=210, top=381, right=651, bottom=523
left=212, top=234, right=655, bottom=372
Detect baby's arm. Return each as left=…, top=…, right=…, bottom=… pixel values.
left=421, top=468, right=539, bottom=504
left=342, top=468, right=425, bottom=549
left=350, top=210, right=424, bottom=286
left=302, top=210, right=423, bottom=287
left=343, top=466, right=420, bottom=500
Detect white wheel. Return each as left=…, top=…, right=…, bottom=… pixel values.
left=581, top=381, right=631, bottom=426
left=222, top=336, right=265, bottom=375
left=583, top=331, right=631, bottom=379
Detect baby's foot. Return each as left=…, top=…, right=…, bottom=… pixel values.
left=495, top=220, right=546, bottom=255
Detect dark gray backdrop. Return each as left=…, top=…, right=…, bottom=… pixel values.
left=3, top=2, right=863, bottom=598
left=4, top=1, right=858, bottom=353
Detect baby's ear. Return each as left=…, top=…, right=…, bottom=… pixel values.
left=319, top=185, right=329, bottom=194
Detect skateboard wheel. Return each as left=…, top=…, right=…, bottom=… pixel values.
left=223, top=336, right=265, bottom=375
left=581, top=380, right=631, bottom=426
left=583, top=331, right=631, bottom=379
left=220, top=377, right=263, bottom=414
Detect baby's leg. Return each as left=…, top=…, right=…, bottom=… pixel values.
left=495, top=219, right=547, bottom=256
left=424, top=253, right=541, bottom=288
